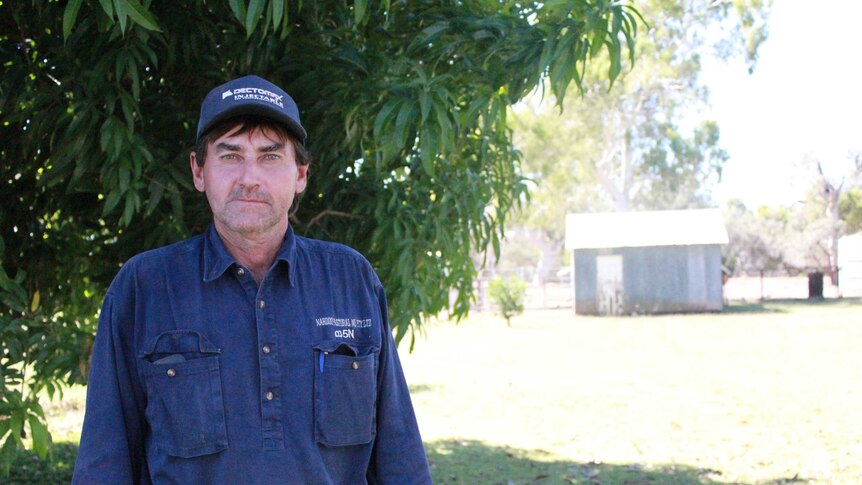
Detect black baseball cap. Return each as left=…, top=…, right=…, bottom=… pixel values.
left=196, top=75, right=307, bottom=144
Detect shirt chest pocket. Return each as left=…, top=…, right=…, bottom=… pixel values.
left=313, top=340, right=380, bottom=447
left=141, top=330, right=228, bottom=458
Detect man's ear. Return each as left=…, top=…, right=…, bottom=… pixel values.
left=190, top=152, right=206, bottom=192
left=295, top=163, right=309, bottom=194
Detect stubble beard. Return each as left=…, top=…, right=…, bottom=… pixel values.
left=214, top=189, right=291, bottom=238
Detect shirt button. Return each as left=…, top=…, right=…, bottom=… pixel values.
left=262, top=345, right=271, bottom=354
left=166, top=368, right=176, bottom=377
left=259, top=300, right=265, bottom=310
left=237, top=268, right=245, bottom=276
left=352, top=361, right=359, bottom=370
left=265, top=391, right=274, bottom=401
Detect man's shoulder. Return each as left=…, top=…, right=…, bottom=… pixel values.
left=109, top=234, right=204, bottom=288
left=125, top=234, right=204, bottom=267
left=294, top=236, right=375, bottom=270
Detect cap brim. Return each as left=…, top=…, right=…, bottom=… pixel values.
left=196, top=103, right=307, bottom=144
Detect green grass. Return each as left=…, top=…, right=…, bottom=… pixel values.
left=402, top=299, right=862, bottom=484
left=19, top=299, right=862, bottom=484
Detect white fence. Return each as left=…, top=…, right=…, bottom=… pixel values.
left=470, top=267, right=845, bottom=314
left=472, top=266, right=573, bottom=312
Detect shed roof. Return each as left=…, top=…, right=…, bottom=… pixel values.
left=565, top=208, right=729, bottom=250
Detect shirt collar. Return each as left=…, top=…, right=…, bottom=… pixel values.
left=203, top=224, right=297, bottom=286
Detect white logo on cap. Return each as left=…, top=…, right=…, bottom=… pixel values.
left=227, top=87, right=285, bottom=109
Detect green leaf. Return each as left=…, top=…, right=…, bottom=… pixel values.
left=63, top=0, right=84, bottom=42
left=0, top=436, right=17, bottom=478
left=30, top=290, right=40, bottom=314
left=119, top=165, right=131, bottom=192
left=128, top=56, right=141, bottom=100
left=418, top=91, right=432, bottom=123
left=607, top=36, right=622, bottom=89
left=146, top=181, right=165, bottom=215
left=332, top=46, right=369, bottom=74
left=373, top=98, right=400, bottom=139
left=8, top=411, right=23, bottom=446
left=103, top=189, right=123, bottom=216
left=122, top=192, right=136, bottom=226
left=27, top=414, right=51, bottom=459
left=228, top=0, right=248, bottom=24
left=121, top=0, right=161, bottom=31
left=354, top=0, right=367, bottom=25
left=245, top=0, right=265, bottom=36
left=394, top=100, right=417, bottom=149
left=98, top=0, right=114, bottom=18
left=419, top=126, right=437, bottom=178
left=99, top=118, right=114, bottom=153
left=407, top=21, right=450, bottom=55
left=589, top=29, right=605, bottom=58
left=113, top=0, right=128, bottom=32
left=271, top=0, right=284, bottom=30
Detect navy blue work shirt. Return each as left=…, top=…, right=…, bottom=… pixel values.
left=72, top=225, right=432, bottom=484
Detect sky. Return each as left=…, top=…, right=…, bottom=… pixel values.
left=704, top=0, right=862, bottom=208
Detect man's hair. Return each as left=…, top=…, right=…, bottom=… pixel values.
left=193, top=115, right=313, bottom=214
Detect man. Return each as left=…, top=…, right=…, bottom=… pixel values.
left=72, top=75, right=432, bottom=484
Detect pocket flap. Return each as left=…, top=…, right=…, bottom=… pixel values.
left=141, top=330, right=221, bottom=360
left=313, top=339, right=379, bottom=357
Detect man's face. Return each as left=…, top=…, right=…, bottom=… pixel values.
left=190, top=125, right=308, bottom=239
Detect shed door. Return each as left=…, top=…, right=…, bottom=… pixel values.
left=596, top=255, right=623, bottom=316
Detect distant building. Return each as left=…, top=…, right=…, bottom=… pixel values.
left=838, top=232, right=862, bottom=297
left=564, top=209, right=729, bottom=315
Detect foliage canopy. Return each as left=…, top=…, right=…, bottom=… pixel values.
left=0, top=0, right=643, bottom=466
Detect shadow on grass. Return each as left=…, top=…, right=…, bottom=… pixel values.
left=5, top=438, right=816, bottom=485
left=426, top=439, right=809, bottom=485
left=723, top=297, right=862, bottom=314
left=409, top=383, right=437, bottom=395
left=722, top=302, right=786, bottom=314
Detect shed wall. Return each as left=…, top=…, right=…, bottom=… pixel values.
left=838, top=235, right=862, bottom=297
left=574, top=245, right=723, bottom=315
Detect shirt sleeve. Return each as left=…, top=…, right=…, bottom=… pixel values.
left=366, top=285, right=433, bottom=484
left=72, top=291, right=150, bottom=484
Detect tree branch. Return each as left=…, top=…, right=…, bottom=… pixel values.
left=301, top=210, right=359, bottom=230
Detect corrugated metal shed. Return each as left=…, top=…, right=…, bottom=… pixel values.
left=565, top=209, right=728, bottom=316
left=838, top=232, right=862, bottom=297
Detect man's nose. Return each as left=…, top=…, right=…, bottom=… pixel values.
left=237, top=154, right=262, bottom=187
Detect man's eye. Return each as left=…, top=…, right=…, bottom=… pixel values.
left=264, top=154, right=281, bottom=160
left=221, top=154, right=238, bottom=160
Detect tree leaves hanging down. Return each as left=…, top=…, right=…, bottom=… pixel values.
left=0, top=0, right=643, bottom=466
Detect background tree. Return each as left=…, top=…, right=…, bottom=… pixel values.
left=722, top=155, right=862, bottom=279
left=722, top=199, right=787, bottom=275
left=840, top=187, right=862, bottom=234
left=839, top=152, right=862, bottom=234
left=0, top=0, right=642, bottom=467
left=506, top=0, right=771, bottom=279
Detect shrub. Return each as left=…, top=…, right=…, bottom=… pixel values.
left=4, top=442, right=77, bottom=485
left=487, top=276, right=526, bottom=326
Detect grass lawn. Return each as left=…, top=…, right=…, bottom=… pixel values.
left=402, top=299, right=862, bottom=485
left=22, top=299, right=862, bottom=484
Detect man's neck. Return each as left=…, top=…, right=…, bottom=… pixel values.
left=214, top=222, right=287, bottom=284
